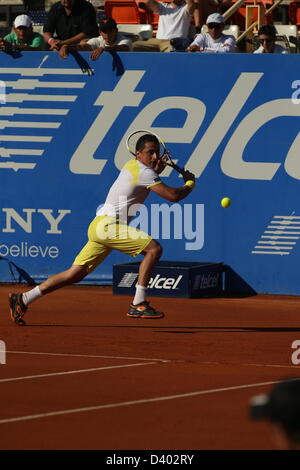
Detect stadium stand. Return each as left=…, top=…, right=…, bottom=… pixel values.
left=229, top=0, right=274, bottom=29
left=117, top=22, right=153, bottom=40
left=0, top=0, right=299, bottom=52
left=289, top=0, right=300, bottom=28
left=275, top=23, right=298, bottom=52
left=0, top=0, right=24, bottom=35
left=104, top=0, right=148, bottom=23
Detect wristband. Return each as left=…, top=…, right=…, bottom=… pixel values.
left=184, top=180, right=195, bottom=189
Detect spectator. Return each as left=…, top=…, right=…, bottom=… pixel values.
left=44, top=0, right=99, bottom=52
left=253, top=24, right=288, bottom=54
left=186, top=12, right=235, bottom=53
left=59, top=17, right=132, bottom=59
left=250, top=378, right=300, bottom=450
left=0, top=14, right=44, bottom=51
left=132, top=0, right=196, bottom=52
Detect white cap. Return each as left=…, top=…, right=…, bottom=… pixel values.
left=206, top=13, right=225, bottom=24
left=14, top=14, right=32, bottom=29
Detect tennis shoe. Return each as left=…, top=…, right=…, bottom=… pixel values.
left=127, top=301, right=164, bottom=319
left=8, top=293, right=27, bottom=326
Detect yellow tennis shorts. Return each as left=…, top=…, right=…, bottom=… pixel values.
left=73, top=216, right=152, bottom=273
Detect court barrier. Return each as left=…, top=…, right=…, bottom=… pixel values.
left=113, top=261, right=224, bottom=298
left=0, top=51, right=299, bottom=295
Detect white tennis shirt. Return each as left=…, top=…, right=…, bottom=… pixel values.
left=87, top=32, right=133, bottom=50
left=190, top=32, right=236, bottom=52
left=96, top=160, right=161, bottom=221
left=156, top=3, right=192, bottom=40
left=253, top=44, right=288, bottom=54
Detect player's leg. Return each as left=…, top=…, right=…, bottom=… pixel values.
left=8, top=265, right=88, bottom=326
left=39, top=265, right=88, bottom=295
left=127, top=239, right=164, bottom=319
left=133, top=239, right=162, bottom=303
left=159, top=39, right=172, bottom=52
left=132, top=38, right=161, bottom=52
left=8, top=219, right=111, bottom=325
left=98, top=218, right=165, bottom=319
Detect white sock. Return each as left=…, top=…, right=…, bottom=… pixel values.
left=22, top=286, right=42, bottom=307
left=133, top=285, right=147, bottom=305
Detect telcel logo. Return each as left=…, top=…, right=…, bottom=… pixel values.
left=148, top=274, right=183, bottom=290
left=193, top=273, right=220, bottom=290
left=69, top=71, right=300, bottom=181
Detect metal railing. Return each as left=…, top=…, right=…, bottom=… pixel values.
left=222, top=0, right=285, bottom=44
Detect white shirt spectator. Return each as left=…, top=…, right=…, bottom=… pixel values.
left=254, top=44, right=288, bottom=54
left=87, top=32, right=133, bottom=50
left=189, top=32, right=235, bottom=52
left=156, top=3, right=192, bottom=40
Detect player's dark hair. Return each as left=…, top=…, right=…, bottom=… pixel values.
left=135, top=134, right=159, bottom=152
left=258, top=24, right=277, bottom=39
left=99, top=17, right=117, bottom=33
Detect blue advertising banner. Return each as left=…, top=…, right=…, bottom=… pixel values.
left=0, top=51, right=300, bottom=294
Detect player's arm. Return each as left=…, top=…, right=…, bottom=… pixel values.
left=192, top=0, right=200, bottom=29
left=0, top=37, right=11, bottom=50
left=142, top=0, right=160, bottom=14
left=150, top=170, right=196, bottom=202
left=185, top=0, right=196, bottom=16
left=187, top=34, right=204, bottom=51
left=100, top=43, right=131, bottom=53
left=59, top=32, right=88, bottom=47
left=59, top=41, right=92, bottom=59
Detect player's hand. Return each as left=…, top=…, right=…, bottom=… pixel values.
left=0, top=38, right=9, bottom=51
left=154, top=158, right=167, bottom=175
left=187, top=45, right=201, bottom=52
left=182, top=169, right=195, bottom=183
left=49, top=39, right=61, bottom=51
left=59, top=45, right=69, bottom=59
left=90, top=47, right=104, bottom=61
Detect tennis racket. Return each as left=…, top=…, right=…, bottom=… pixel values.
left=126, top=129, right=185, bottom=175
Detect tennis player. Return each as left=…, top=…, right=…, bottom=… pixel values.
left=8, top=134, right=196, bottom=325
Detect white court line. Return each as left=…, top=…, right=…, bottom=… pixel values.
left=195, top=361, right=300, bottom=369
left=6, top=350, right=170, bottom=363
left=0, top=362, right=158, bottom=383
left=0, top=379, right=286, bottom=425
left=6, top=352, right=296, bottom=369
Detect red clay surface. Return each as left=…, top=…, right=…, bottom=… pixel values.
left=1, top=284, right=300, bottom=450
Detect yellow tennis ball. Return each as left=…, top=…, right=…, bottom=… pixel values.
left=221, top=197, right=231, bottom=208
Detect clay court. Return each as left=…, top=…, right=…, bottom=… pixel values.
left=1, top=284, right=300, bottom=451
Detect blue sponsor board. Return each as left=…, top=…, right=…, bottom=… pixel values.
left=113, top=261, right=223, bottom=298
left=0, top=52, right=300, bottom=294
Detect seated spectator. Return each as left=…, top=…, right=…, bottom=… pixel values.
left=132, top=0, right=196, bottom=52
left=0, top=14, right=44, bottom=51
left=44, top=0, right=99, bottom=52
left=186, top=13, right=235, bottom=53
left=253, top=24, right=288, bottom=54
left=59, top=17, right=132, bottom=59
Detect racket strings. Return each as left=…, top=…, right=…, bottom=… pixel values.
left=127, top=130, right=166, bottom=158
left=126, top=130, right=183, bottom=173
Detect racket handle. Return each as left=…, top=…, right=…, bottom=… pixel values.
left=166, top=161, right=185, bottom=175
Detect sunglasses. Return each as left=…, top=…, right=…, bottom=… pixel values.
left=259, top=37, right=274, bottom=44
left=207, top=23, right=222, bottom=29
